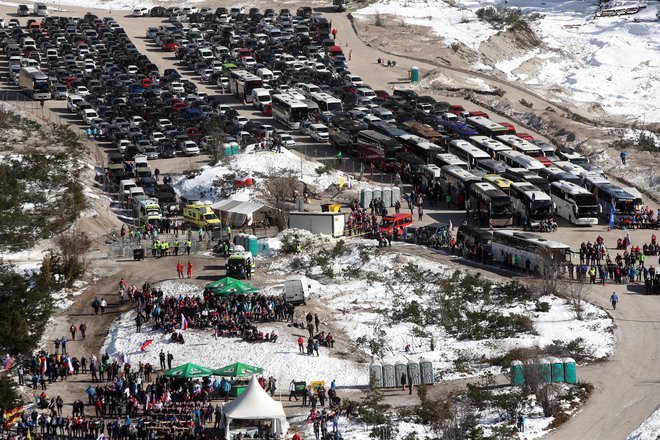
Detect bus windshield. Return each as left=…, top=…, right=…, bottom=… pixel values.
left=531, top=200, right=553, bottom=217
left=615, top=199, right=635, bottom=215
left=327, top=102, right=343, bottom=112
left=491, top=197, right=512, bottom=217
left=291, top=107, right=308, bottom=120
left=34, top=80, right=49, bottom=91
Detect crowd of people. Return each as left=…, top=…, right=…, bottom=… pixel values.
left=613, top=207, right=660, bottom=230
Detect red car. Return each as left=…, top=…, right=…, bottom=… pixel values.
left=161, top=41, right=178, bottom=51
left=499, top=122, right=516, bottom=134
left=374, top=90, right=390, bottom=99
left=172, top=101, right=187, bottom=112
left=516, top=132, right=535, bottom=141
left=469, top=110, right=489, bottom=118
left=186, top=127, right=201, bottom=139
left=448, top=104, right=465, bottom=116
left=262, top=103, right=272, bottom=116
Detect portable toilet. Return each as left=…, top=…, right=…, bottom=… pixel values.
left=382, top=187, right=392, bottom=208
left=539, top=358, right=552, bottom=384
left=551, top=357, right=564, bottom=383
left=372, top=188, right=382, bottom=204
left=231, top=142, right=240, bottom=155
left=369, top=362, right=383, bottom=388
left=360, top=189, right=373, bottom=209
left=224, top=144, right=233, bottom=157
left=419, top=358, right=434, bottom=385
left=410, top=66, right=419, bottom=82
left=382, top=362, right=396, bottom=388
left=563, top=357, right=577, bottom=384
left=391, top=187, right=401, bottom=206
left=510, top=360, right=524, bottom=386
left=248, top=235, right=258, bottom=257
left=394, top=361, right=407, bottom=387
left=407, top=360, right=421, bottom=385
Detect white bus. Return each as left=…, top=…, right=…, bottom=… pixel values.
left=496, top=135, right=543, bottom=157
left=492, top=230, right=572, bottom=273
left=469, top=135, right=512, bottom=159
left=19, top=67, right=50, bottom=100
left=579, top=170, right=609, bottom=192
left=310, top=92, right=343, bottom=112
left=552, top=160, right=585, bottom=176
left=509, top=181, right=553, bottom=227
left=550, top=180, right=600, bottom=225
left=440, top=165, right=482, bottom=207
left=537, top=166, right=582, bottom=186
left=229, top=69, right=263, bottom=102
left=398, top=134, right=444, bottom=164
left=466, top=116, right=509, bottom=138
left=447, top=139, right=491, bottom=169
left=591, top=183, right=638, bottom=220
left=497, top=150, right=545, bottom=171
left=272, top=94, right=309, bottom=129
left=435, top=153, right=469, bottom=170
left=468, top=181, right=513, bottom=227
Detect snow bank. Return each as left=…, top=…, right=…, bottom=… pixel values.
left=628, top=406, right=660, bottom=440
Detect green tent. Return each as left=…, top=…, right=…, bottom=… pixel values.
left=163, top=363, right=216, bottom=378
left=205, top=277, right=260, bottom=295
left=213, top=362, right=264, bottom=377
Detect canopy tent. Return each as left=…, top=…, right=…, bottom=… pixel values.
left=205, top=277, right=260, bottom=295
left=213, top=362, right=264, bottom=378
left=211, top=199, right=270, bottom=227
left=222, top=376, right=289, bottom=439
left=163, top=363, right=215, bottom=379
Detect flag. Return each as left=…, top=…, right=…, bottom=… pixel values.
left=449, top=219, right=454, bottom=232
left=608, top=202, right=615, bottom=229
left=140, top=339, right=154, bottom=351
left=339, top=175, right=345, bottom=190
left=41, top=358, right=47, bottom=374
left=27, top=427, right=32, bottom=440
left=122, top=352, right=129, bottom=364
left=625, top=233, right=631, bottom=247
left=181, top=314, right=189, bottom=331
left=5, top=406, right=23, bottom=427
left=66, top=357, right=74, bottom=374
left=4, top=355, right=13, bottom=371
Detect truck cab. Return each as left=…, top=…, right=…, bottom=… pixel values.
left=226, top=252, right=256, bottom=279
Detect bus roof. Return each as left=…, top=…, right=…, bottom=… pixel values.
left=448, top=123, right=478, bottom=136
left=272, top=93, right=308, bottom=108
left=494, top=230, right=571, bottom=249
left=551, top=180, right=592, bottom=194
left=467, top=116, right=507, bottom=131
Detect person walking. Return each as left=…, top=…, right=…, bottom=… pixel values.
left=70, top=324, right=77, bottom=340
left=187, top=260, right=193, bottom=278
left=100, top=298, right=107, bottom=314
left=186, top=239, right=192, bottom=256
left=298, top=336, right=305, bottom=354
left=314, top=314, right=320, bottom=333
left=159, top=350, right=166, bottom=370
left=176, top=261, right=184, bottom=279
left=288, top=380, right=298, bottom=401
left=610, top=292, right=619, bottom=310
left=79, top=323, right=87, bottom=340
left=620, top=151, right=627, bottom=165
left=174, top=239, right=179, bottom=256
left=408, top=380, right=413, bottom=395
left=167, top=352, right=174, bottom=370
left=400, top=373, right=407, bottom=391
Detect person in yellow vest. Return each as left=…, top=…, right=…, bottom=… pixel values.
left=186, top=240, right=192, bottom=256
left=160, top=241, right=167, bottom=258
left=295, top=244, right=302, bottom=254
left=152, top=240, right=158, bottom=258
left=174, top=239, right=179, bottom=256
left=226, top=225, right=232, bottom=241
left=164, top=241, right=170, bottom=256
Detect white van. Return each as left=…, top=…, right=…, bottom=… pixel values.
left=284, top=276, right=311, bottom=305
left=119, top=179, right=137, bottom=201
left=256, top=68, right=274, bottom=84
left=67, top=94, right=84, bottom=113
left=33, top=2, right=48, bottom=16
left=251, top=88, right=271, bottom=110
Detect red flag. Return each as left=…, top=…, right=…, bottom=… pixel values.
left=140, top=339, right=154, bottom=351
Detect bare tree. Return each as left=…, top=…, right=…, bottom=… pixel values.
left=204, top=118, right=228, bottom=166
left=259, top=168, right=301, bottom=230
left=53, top=227, right=92, bottom=283
left=564, top=281, right=586, bottom=320
left=537, top=248, right=565, bottom=296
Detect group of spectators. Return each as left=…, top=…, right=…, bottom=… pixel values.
left=614, top=207, right=660, bottom=230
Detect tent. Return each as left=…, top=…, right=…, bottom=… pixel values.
left=211, top=199, right=270, bottom=227
left=163, top=363, right=215, bottom=378
left=205, top=277, right=260, bottom=295
left=222, top=376, right=289, bottom=439
left=213, top=362, right=264, bottom=378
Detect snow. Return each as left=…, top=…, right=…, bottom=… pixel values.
left=51, top=280, right=86, bottom=309
left=628, top=405, right=660, bottom=440
left=357, top=0, right=660, bottom=122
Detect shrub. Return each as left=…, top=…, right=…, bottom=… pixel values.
left=544, top=338, right=595, bottom=363
left=520, top=98, right=534, bottom=108
left=375, top=13, right=384, bottom=27
left=535, top=301, right=551, bottom=312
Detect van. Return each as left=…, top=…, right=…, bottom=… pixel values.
left=284, top=276, right=311, bottom=305
left=33, top=2, right=48, bottom=16
left=251, top=88, right=272, bottom=110
left=66, top=94, right=84, bottom=113
left=371, top=107, right=395, bottom=123
left=183, top=203, right=222, bottom=229
left=379, top=213, right=413, bottom=235
left=119, top=179, right=137, bottom=201
left=256, top=68, right=274, bottom=84
left=17, top=4, right=29, bottom=16
left=128, top=186, right=146, bottom=204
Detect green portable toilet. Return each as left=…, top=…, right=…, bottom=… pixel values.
left=551, top=357, right=564, bottom=383
left=410, top=66, right=419, bottom=82
left=510, top=360, right=524, bottom=386
left=539, top=358, right=551, bottom=384
left=563, top=357, right=577, bottom=384
left=231, top=142, right=240, bottom=155
left=382, top=362, right=396, bottom=388
left=248, top=235, right=258, bottom=257
left=224, top=145, right=233, bottom=157
left=372, top=189, right=382, bottom=203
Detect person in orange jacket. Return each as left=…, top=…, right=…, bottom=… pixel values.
left=187, top=261, right=193, bottom=278
left=176, top=261, right=184, bottom=279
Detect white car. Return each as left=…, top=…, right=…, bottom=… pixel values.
left=344, top=74, right=364, bottom=87
left=150, top=132, right=166, bottom=144
left=130, top=115, right=145, bottom=127
left=299, top=120, right=313, bottom=135
left=75, top=86, right=89, bottom=96
left=232, top=115, right=248, bottom=128
left=156, top=119, right=173, bottom=131
left=309, top=123, right=329, bottom=142
left=182, top=140, right=200, bottom=156
left=132, top=7, right=148, bottom=16
left=81, top=109, right=98, bottom=125
left=169, top=82, right=185, bottom=93
left=277, top=134, right=296, bottom=149
left=116, top=139, right=132, bottom=153
left=241, top=56, right=257, bottom=68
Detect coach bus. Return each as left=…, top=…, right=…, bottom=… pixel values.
left=482, top=174, right=512, bottom=194
left=497, top=150, right=545, bottom=172
left=272, top=94, right=309, bottom=129
left=19, top=66, right=50, bottom=100
left=398, top=134, right=444, bottom=164
left=550, top=181, right=600, bottom=225
left=355, top=130, right=402, bottom=171
left=469, top=135, right=512, bottom=159
left=509, top=182, right=553, bottom=227
left=579, top=170, right=610, bottom=192
left=403, top=120, right=446, bottom=145
left=435, top=153, right=469, bottom=171
left=310, top=92, right=343, bottom=112
left=447, top=139, right=491, bottom=170
left=440, top=165, right=481, bottom=207
left=443, top=122, right=478, bottom=139
left=492, top=230, right=572, bottom=273
left=329, top=117, right=367, bottom=155
left=590, top=182, right=638, bottom=220
left=468, top=182, right=513, bottom=227
left=467, top=116, right=509, bottom=138
left=537, top=166, right=582, bottom=186
left=496, top=134, right=550, bottom=165
left=229, top=69, right=263, bottom=102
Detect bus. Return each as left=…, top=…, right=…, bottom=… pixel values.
left=402, top=120, right=446, bottom=145
left=271, top=94, right=309, bottom=129
left=398, top=134, right=444, bottom=164
left=469, top=135, right=512, bottom=159
left=537, top=166, right=582, bottom=186
left=482, top=174, right=512, bottom=194
left=497, top=150, right=545, bottom=171
left=355, top=130, right=402, bottom=171
left=440, top=122, right=478, bottom=139
left=467, top=116, right=509, bottom=138
left=19, top=67, right=50, bottom=100
left=435, top=153, right=468, bottom=170
left=590, top=183, right=638, bottom=220
left=468, top=182, right=513, bottom=227
left=368, top=121, right=408, bottom=139
left=447, top=139, right=491, bottom=170
left=550, top=181, right=600, bottom=225
left=496, top=134, right=550, bottom=165
left=394, top=151, right=426, bottom=181
left=310, top=92, right=343, bottom=112
left=509, top=182, right=553, bottom=226
left=579, top=170, right=610, bottom=192
left=229, top=69, right=263, bottom=102
left=492, top=230, right=572, bottom=273
left=502, top=168, right=551, bottom=193
left=476, top=159, right=508, bottom=175
left=440, top=165, right=481, bottom=207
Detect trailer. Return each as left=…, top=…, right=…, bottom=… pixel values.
left=288, top=212, right=345, bottom=237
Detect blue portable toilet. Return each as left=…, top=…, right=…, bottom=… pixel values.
left=419, top=358, right=434, bottom=385
left=382, top=362, right=396, bottom=388
left=369, top=362, right=383, bottom=388
left=410, top=66, right=419, bottom=82
left=407, top=360, right=421, bottom=385
left=248, top=235, right=258, bottom=257
left=360, top=189, right=373, bottom=209
left=563, top=358, right=577, bottom=384
left=224, top=145, right=233, bottom=157
left=551, top=357, right=564, bottom=383
left=231, top=142, right=240, bottom=155
left=510, top=360, right=524, bottom=386
left=394, top=361, right=407, bottom=387
left=539, top=358, right=552, bottom=384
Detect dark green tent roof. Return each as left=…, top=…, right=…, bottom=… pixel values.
left=212, top=362, right=264, bottom=377
left=205, top=277, right=260, bottom=295
left=163, top=363, right=215, bottom=378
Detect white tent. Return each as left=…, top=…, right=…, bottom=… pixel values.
left=223, top=376, right=289, bottom=439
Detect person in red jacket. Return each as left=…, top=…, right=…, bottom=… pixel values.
left=298, top=336, right=305, bottom=354
left=176, top=261, right=184, bottom=279
left=292, top=433, right=302, bottom=440
left=187, top=261, right=193, bottom=278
